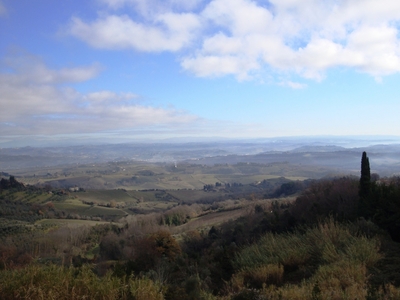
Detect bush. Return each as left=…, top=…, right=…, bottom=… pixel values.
left=292, top=177, right=359, bottom=224
left=0, top=264, right=164, bottom=300
left=230, top=264, right=284, bottom=290
left=231, top=218, right=383, bottom=298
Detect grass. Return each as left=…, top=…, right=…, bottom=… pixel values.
left=168, top=189, right=229, bottom=204
left=0, top=190, right=53, bottom=204
left=51, top=196, right=128, bottom=218
left=53, top=198, right=96, bottom=216
left=36, top=219, right=112, bottom=227
left=77, top=190, right=135, bottom=204
left=85, top=206, right=127, bottom=217
left=172, top=207, right=246, bottom=235
left=216, top=174, right=279, bottom=184
left=128, top=190, right=167, bottom=202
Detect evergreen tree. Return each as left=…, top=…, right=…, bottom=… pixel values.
left=359, top=151, right=371, bottom=198
left=359, top=152, right=372, bottom=218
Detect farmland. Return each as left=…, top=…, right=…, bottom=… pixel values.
left=3, top=145, right=400, bottom=298
left=0, top=158, right=308, bottom=246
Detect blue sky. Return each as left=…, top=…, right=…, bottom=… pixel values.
left=1, top=0, right=400, bottom=146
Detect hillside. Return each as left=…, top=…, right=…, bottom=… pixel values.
left=1, top=151, right=400, bottom=299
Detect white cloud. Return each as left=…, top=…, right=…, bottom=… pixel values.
left=0, top=55, right=199, bottom=136
left=202, top=0, right=274, bottom=36
left=3, top=53, right=101, bottom=84
left=346, top=25, right=400, bottom=76
left=182, top=54, right=259, bottom=80
left=84, top=91, right=138, bottom=104
left=70, top=0, right=400, bottom=81
left=69, top=12, right=201, bottom=51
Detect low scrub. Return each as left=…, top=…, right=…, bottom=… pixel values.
left=229, top=263, right=284, bottom=291
left=230, top=218, right=383, bottom=298
left=0, top=264, right=163, bottom=300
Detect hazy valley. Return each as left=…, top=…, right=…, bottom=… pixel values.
left=2, top=138, right=400, bottom=299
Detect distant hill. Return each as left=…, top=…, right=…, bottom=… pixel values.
left=289, top=145, right=346, bottom=153
left=1, top=138, right=400, bottom=176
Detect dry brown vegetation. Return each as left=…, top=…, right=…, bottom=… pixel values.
left=3, top=164, right=400, bottom=299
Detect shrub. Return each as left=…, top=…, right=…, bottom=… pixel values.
left=129, top=277, right=164, bottom=300
left=238, top=264, right=284, bottom=289
left=313, top=261, right=368, bottom=299
left=234, top=232, right=312, bottom=271
left=292, top=177, right=359, bottom=224
left=232, top=218, right=383, bottom=298
left=0, top=264, right=164, bottom=300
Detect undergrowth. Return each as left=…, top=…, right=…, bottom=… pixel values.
left=0, top=264, right=163, bottom=300
left=230, top=218, right=393, bottom=299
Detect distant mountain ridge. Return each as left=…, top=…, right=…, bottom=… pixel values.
left=1, top=139, right=400, bottom=176
left=289, top=145, right=346, bottom=153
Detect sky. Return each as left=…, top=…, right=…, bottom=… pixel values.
left=1, top=0, right=400, bottom=147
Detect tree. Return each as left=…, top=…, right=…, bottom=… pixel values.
left=359, top=151, right=371, bottom=198
left=151, top=230, right=181, bottom=261
left=358, top=151, right=374, bottom=219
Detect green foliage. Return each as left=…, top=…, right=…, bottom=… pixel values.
left=272, top=180, right=306, bottom=197
left=162, top=212, right=187, bottom=226
left=359, top=151, right=371, bottom=198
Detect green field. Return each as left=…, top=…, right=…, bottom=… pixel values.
left=77, top=190, right=135, bottom=204
left=10, top=160, right=314, bottom=191
left=51, top=197, right=128, bottom=219
left=35, top=219, right=113, bottom=227
left=84, top=206, right=127, bottom=217
left=0, top=190, right=54, bottom=203
left=1, top=160, right=311, bottom=231
left=52, top=198, right=92, bottom=216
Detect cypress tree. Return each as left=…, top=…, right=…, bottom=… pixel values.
left=359, top=151, right=371, bottom=198
left=358, top=151, right=373, bottom=218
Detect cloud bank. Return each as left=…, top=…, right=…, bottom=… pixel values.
left=69, top=0, right=400, bottom=81
left=0, top=54, right=198, bottom=136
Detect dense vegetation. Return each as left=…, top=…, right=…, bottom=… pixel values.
left=2, top=152, right=400, bottom=299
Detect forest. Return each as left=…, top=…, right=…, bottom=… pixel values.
left=1, top=152, right=400, bottom=299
